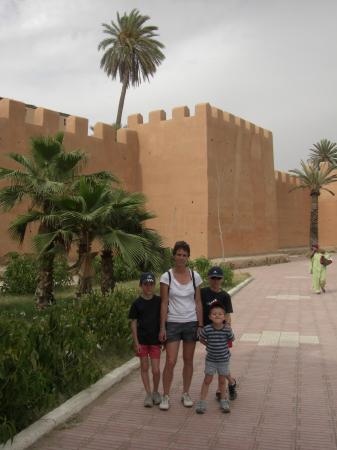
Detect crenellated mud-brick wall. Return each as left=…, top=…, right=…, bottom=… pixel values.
left=0, top=97, right=140, bottom=256
left=275, top=171, right=311, bottom=248
left=127, top=103, right=279, bottom=257
left=206, top=106, right=278, bottom=256
left=2, top=96, right=333, bottom=258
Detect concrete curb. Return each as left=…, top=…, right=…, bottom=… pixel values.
left=228, top=276, right=254, bottom=297
left=1, top=276, right=253, bottom=450
left=0, top=358, right=140, bottom=450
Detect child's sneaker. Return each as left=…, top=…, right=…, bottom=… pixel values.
left=159, top=395, right=170, bottom=410
left=220, top=399, right=230, bottom=413
left=144, top=392, right=154, bottom=407
left=228, top=380, right=237, bottom=400
left=181, top=392, right=194, bottom=407
left=195, top=400, right=207, bottom=414
left=152, top=391, right=161, bottom=405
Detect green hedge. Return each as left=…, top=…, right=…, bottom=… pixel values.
left=0, top=253, right=72, bottom=295
left=189, top=256, right=234, bottom=288
left=0, top=287, right=136, bottom=444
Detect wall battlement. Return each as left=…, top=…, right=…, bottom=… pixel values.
left=127, top=102, right=272, bottom=139
left=0, top=98, right=136, bottom=146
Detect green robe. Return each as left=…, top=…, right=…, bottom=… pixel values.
left=311, top=252, right=330, bottom=293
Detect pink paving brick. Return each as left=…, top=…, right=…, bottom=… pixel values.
left=28, top=257, right=337, bottom=450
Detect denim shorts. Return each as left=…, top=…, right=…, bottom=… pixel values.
left=166, top=321, right=198, bottom=343
left=205, top=360, right=230, bottom=376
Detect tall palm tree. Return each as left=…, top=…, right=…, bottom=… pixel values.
left=98, top=8, right=165, bottom=127
left=309, top=139, right=337, bottom=167
left=0, top=133, right=116, bottom=307
left=289, top=161, right=337, bottom=246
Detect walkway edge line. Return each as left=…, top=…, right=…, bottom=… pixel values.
left=0, top=358, right=140, bottom=450
left=1, top=275, right=253, bottom=450
left=228, top=275, right=254, bottom=297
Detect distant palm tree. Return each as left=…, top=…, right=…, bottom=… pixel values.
left=289, top=161, right=337, bottom=246
left=309, top=139, right=337, bottom=167
left=98, top=8, right=165, bottom=127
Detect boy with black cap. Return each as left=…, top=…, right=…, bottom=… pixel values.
left=129, top=272, right=162, bottom=407
left=201, top=266, right=237, bottom=401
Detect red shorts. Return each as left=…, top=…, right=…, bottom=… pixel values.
left=136, top=344, right=161, bottom=359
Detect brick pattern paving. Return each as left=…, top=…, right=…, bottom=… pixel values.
left=29, top=257, right=337, bottom=450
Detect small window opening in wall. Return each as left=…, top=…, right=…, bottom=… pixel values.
left=64, top=118, right=66, bottom=126
left=191, top=200, right=194, bottom=204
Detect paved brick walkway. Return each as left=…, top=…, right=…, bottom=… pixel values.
left=29, top=257, right=337, bottom=450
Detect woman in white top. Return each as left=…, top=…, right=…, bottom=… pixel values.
left=159, top=241, right=203, bottom=411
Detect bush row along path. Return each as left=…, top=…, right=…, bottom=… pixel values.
left=29, top=256, right=337, bottom=450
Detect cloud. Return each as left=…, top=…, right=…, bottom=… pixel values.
left=1, top=0, right=337, bottom=171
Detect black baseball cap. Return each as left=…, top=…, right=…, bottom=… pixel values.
left=139, top=272, right=155, bottom=285
left=207, top=266, right=224, bottom=278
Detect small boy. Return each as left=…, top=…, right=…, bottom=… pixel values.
left=201, top=266, right=237, bottom=400
left=128, top=272, right=162, bottom=407
left=195, top=302, right=235, bottom=414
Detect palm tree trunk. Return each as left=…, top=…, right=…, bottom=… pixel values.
left=35, top=252, right=55, bottom=308
left=115, top=74, right=128, bottom=128
left=100, top=249, right=116, bottom=295
left=310, top=193, right=319, bottom=246
left=76, top=235, right=94, bottom=297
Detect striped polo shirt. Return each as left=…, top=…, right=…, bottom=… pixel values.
left=200, top=324, right=235, bottom=362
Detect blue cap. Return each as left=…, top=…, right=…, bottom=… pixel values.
left=139, top=272, right=155, bottom=284
left=207, top=266, right=224, bottom=278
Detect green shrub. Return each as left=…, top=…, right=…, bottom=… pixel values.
left=0, top=288, right=135, bottom=444
left=0, top=253, right=37, bottom=294
left=189, top=256, right=211, bottom=281
left=219, top=262, right=234, bottom=288
left=0, top=253, right=72, bottom=295
left=189, top=257, right=234, bottom=289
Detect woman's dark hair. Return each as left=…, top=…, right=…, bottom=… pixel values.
left=172, top=240, right=190, bottom=256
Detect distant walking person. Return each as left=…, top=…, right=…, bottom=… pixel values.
left=310, top=245, right=332, bottom=294
left=159, top=241, right=203, bottom=411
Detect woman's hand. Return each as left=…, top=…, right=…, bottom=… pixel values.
left=159, top=328, right=166, bottom=343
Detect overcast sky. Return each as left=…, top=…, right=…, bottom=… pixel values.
left=1, top=0, right=336, bottom=171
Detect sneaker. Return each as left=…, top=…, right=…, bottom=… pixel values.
left=195, top=400, right=207, bottom=414
left=215, top=391, right=221, bottom=401
left=220, top=399, right=230, bottom=413
left=159, top=395, right=170, bottom=410
left=181, top=392, right=194, bottom=407
left=228, top=380, right=237, bottom=400
left=144, top=392, right=153, bottom=408
left=152, top=391, right=161, bottom=405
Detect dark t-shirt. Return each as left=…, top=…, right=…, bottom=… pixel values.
left=128, top=295, right=161, bottom=345
left=201, top=287, right=233, bottom=326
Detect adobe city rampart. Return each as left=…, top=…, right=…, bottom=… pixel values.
left=1, top=96, right=335, bottom=258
